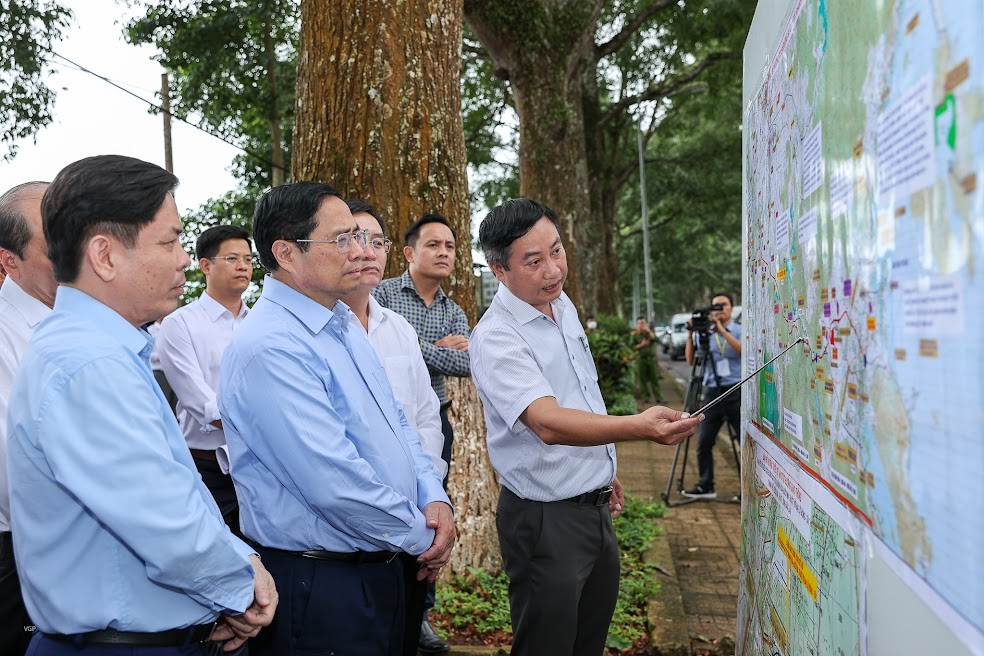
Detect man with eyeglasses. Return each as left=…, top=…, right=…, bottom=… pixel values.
left=157, top=225, right=254, bottom=534
left=373, top=213, right=468, bottom=653
left=339, top=200, right=448, bottom=656
left=220, top=183, right=454, bottom=656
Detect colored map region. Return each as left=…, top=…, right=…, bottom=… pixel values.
left=742, top=0, right=984, bottom=635
left=737, top=436, right=865, bottom=656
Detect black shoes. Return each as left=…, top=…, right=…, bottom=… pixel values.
left=418, top=617, right=451, bottom=654
left=682, top=483, right=717, bottom=499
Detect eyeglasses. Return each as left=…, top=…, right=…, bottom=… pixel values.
left=294, top=229, right=369, bottom=253
left=368, top=237, right=393, bottom=253
left=211, top=255, right=257, bottom=267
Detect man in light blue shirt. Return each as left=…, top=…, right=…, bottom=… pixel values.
left=220, top=182, right=455, bottom=656
left=6, top=155, right=277, bottom=655
left=472, top=198, right=701, bottom=656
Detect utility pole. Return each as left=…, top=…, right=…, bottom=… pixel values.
left=161, top=72, right=174, bottom=173
left=637, top=126, right=654, bottom=324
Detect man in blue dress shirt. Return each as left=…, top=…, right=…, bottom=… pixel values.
left=6, top=155, right=278, bottom=655
left=220, top=182, right=455, bottom=656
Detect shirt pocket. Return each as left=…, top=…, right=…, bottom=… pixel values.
left=381, top=355, right=414, bottom=408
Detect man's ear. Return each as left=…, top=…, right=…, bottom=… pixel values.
left=402, top=244, right=415, bottom=264
left=84, top=234, right=118, bottom=282
left=489, top=261, right=507, bottom=282
left=271, top=240, right=296, bottom=273
left=0, top=249, right=18, bottom=279
left=200, top=257, right=213, bottom=278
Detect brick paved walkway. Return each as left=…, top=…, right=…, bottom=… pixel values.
left=616, top=367, right=741, bottom=655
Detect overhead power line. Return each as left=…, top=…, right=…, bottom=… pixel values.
left=50, top=50, right=284, bottom=175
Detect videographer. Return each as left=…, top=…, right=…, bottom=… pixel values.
left=683, top=293, right=742, bottom=499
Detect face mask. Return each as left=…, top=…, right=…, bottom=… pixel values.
left=586, top=321, right=597, bottom=330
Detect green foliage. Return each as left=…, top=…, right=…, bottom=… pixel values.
left=435, top=566, right=511, bottom=635
left=434, top=495, right=667, bottom=651
left=586, top=313, right=635, bottom=412
left=0, top=1, right=72, bottom=160
left=124, top=0, right=298, bottom=188
left=607, top=495, right=667, bottom=649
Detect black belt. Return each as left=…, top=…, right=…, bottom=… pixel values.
left=46, top=624, right=215, bottom=647
left=561, top=485, right=613, bottom=506
left=440, top=400, right=452, bottom=411
left=252, top=541, right=399, bottom=564
left=301, top=549, right=399, bottom=563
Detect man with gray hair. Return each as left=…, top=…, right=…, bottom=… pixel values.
left=0, top=181, right=53, bottom=655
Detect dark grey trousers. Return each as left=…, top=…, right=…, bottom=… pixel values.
left=496, top=487, right=620, bottom=656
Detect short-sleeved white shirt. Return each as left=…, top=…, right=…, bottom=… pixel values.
left=471, top=284, right=616, bottom=501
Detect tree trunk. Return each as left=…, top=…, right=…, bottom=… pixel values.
left=293, top=0, right=498, bottom=574
left=464, top=0, right=606, bottom=315
left=261, top=5, right=285, bottom=187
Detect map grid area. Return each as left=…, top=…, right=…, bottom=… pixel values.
left=740, top=0, right=984, bottom=652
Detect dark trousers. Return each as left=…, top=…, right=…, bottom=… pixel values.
left=249, top=546, right=405, bottom=656
left=400, top=554, right=428, bottom=656
left=27, top=633, right=211, bottom=655
left=496, top=488, right=620, bottom=656
left=636, top=355, right=662, bottom=402
left=696, top=386, right=741, bottom=489
left=1, top=531, right=34, bottom=655
left=193, top=457, right=242, bottom=539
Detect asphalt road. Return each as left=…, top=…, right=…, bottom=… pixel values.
left=657, top=346, right=697, bottom=391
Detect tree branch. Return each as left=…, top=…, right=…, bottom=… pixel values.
left=600, top=51, right=738, bottom=127
left=595, top=0, right=678, bottom=60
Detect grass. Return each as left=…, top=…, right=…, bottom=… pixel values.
left=432, top=495, right=666, bottom=652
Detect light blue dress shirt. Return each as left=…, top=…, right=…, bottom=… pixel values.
left=220, top=276, right=449, bottom=555
left=6, top=286, right=255, bottom=634
left=471, top=285, right=617, bottom=501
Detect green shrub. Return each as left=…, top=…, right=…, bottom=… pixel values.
left=586, top=313, right=636, bottom=412
left=433, top=495, right=667, bottom=652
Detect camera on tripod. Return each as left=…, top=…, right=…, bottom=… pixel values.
left=688, top=303, right=724, bottom=334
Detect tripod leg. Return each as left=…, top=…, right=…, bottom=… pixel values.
left=663, top=439, right=685, bottom=502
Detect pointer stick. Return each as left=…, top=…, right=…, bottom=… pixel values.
left=691, top=337, right=805, bottom=418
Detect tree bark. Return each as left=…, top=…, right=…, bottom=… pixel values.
left=464, top=0, right=607, bottom=315
left=261, top=4, right=286, bottom=187
left=293, top=0, right=498, bottom=574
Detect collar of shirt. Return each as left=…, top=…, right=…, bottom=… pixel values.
left=261, top=275, right=352, bottom=338
left=0, top=276, right=51, bottom=328
left=492, top=282, right=567, bottom=325
left=399, top=269, right=447, bottom=304
left=364, top=294, right=388, bottom=336
left=55, top=286, right=152, bottom=361
left=200, top=290, right=249, bottom=322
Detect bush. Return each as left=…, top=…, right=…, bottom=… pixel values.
left=586, top=313, right=636, bottom=412
left=432, top=495, right=667, bottom=653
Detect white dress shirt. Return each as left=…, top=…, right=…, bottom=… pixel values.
left=471, top=285, right=617, bottom=501
left=0, top=277, right=53, bottom=531
left=157, top=291, right=248, bottom=451
left=349, top=295, right=448, bottom=478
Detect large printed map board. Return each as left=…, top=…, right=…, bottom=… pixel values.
left=737, top=432, right=866, bottom=656
left=741, top=0, right=984, bottom=643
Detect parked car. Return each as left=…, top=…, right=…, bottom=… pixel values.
left=667, top=312, right=692, bottom=360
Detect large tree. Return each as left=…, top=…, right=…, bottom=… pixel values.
left=292, top=0, right=500, bottom=574
left=463, top=0, right=752, bottom=316
left=0, top=0, right=72, bottom=160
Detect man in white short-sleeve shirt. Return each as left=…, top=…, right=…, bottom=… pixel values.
left=471, top=198, right=702, bottom=656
